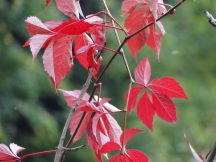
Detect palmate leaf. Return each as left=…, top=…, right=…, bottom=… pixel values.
left=126, top=57, right=188, bottom=130
left=24, top=14, right=106, bottom=88
left=122, top=0, right=166, bottom=59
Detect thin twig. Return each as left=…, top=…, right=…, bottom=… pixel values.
left=204, top=11, right=216, bottom=27
left=101, top=0, right=134, bottom=82
left=121, top=82, right=132, bottom=153
left=207, top=142, right=216, bottom=162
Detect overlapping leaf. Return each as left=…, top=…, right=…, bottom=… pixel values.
left=122, top=0, right=167, bottom=59
left=126, top=57, right=188, bottom=130
left=24, top=14, right=106, bottom=88
left=60, top=89, right=123, bottom=159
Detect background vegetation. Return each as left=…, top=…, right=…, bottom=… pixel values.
left=0, top=0, right=215, bottom=161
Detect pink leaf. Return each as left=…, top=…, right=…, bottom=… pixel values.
left=42, top=35, right=73, bottom=89
left=55, top=0, right=83, bottom=18
left=100, top=142, right=121, bottom=154
left=135, top=57, right=151, bottom=86
left=59, top=89, right=90, bottom=107
left=25, top=16, right=53, bottom=35
left=69, top=111, right=91, bottom=143
left=152, top=90, right=176, bottom=123
left=101, top=114, right=122, bottom=145
left=122, top=0, right=146, bottom=16
left=127, top=149, right=149, bottom=162
left=44, top=21, right=63, bottom=29
left=126, top=86, right=143, bottom=113
left=9, top=143, right=25, bottom=156
left=124, top=8, right=150, bottom=60
left=120, top=128, right=143, bottom=146
left=137, top=92, right=155, bottom=130
left=149, top=77, right=188, bottom=99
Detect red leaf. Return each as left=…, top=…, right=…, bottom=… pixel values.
left=152, top=90, right=176, bottom=123
left=74, top=34, right=102, bottom=78
left=69, top=111, right=91, bottom=143
left=137, top=92, right=155, bottom=130
left=59, top=89, right=90, bottom=108
left=42, top=35, right=73, bottom=89
left=51, top=20, right=93, bottom=35
left=124, top=8, right=150, bottom=60
left=109, top=153, right=131, bottom=162
left=109, top=149, right=149, bottom=162
left=25, top=16, right=54, bottom=35
left=46, top=0, right=52, bottom=6
left=74, top=34, right=93, bottom=69
left=134, top=57, right=151, bottom=86
left=100, top=142, right=121, bottom=154
left=149, top=77, right=188, bottom=99
left=127, top=149, right=149, bottom=162
left=126, top=86, right=143, bottom=113
left=55, top=0, right=83, bottom=18
left=146, top=21, right=163, bottom=59
left=120, top=128, right=143, bottom=146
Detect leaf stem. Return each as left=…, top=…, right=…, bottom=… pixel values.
left=121, top=82, right=132, bottom=153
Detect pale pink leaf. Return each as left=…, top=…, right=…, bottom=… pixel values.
left=9, top=143, right=25, bottom=156
left=42, top=35, right=73, bottom=89
left=135, top=57, right=151, bottom=86
left=28, top=34, right=53, bottom=60
left=25, top=16, right=53, bottom=35
left=55, top=0, right=83, bottom=18
left=101, top=114, right=122, bottom=145
left=59, top=89, right=90, bottom=108
left=69, top=111, right=91, bottom=143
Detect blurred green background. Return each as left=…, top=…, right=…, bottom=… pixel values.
left=0, top=0, right=215, bottom=161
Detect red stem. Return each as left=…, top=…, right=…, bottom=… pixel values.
left=18, top=150, right=56, bottom=161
